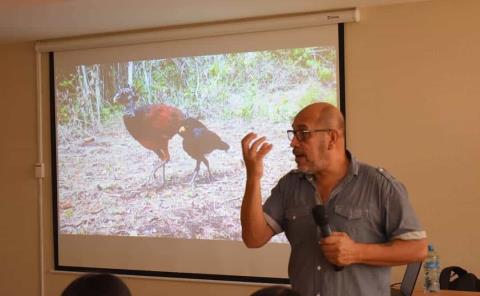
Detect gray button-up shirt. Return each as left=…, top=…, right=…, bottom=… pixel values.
left=263, top=153, right=426, bottom=296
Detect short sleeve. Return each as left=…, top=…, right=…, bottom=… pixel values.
left=262, top=176, right=288, bottom=234
left=383, top=176, right=426, bottom=240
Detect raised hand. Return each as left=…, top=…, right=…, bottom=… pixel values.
left=241, top=132, right=273, bottom=180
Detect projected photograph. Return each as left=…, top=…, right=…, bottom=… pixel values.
left=54, top=47, right=337, bottom=242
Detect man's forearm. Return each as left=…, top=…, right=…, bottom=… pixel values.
left=355, top=238, right=428, bottom=266
left=241, top=177, right=273, bottom=248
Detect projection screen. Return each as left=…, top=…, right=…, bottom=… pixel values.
left=51, top=21, right=345, bottom=283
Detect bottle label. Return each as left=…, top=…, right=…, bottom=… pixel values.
left=424, top=260, right=439, bottom=269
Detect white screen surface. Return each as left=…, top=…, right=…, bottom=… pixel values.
left=53, top=24, right=341, bottom=281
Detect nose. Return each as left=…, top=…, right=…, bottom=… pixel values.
left=290, top=136, right=299, bottom=148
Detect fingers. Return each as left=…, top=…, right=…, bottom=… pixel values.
left=320, top=233, right=342, bottom=245
left=257, top=142, right=273, bottom=158
left=330, top=232, right=347, bottom=238
left=241, top=132, right=257, bottom=156
left=319, top=232, right=357, bottom=266
left=241, top=132, right=273, bottom=159
left=250, top=136, right=267, bottom=153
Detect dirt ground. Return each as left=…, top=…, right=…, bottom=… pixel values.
left=57, top=117, right=293, bottom=243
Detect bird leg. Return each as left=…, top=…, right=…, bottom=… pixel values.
left=149, top=159, right=167, bottom=187
left=189, top=160, right=201, bottom=184
left=203, top=157, right=214, bottom=182
left=189, top=157, right=214, bottom=184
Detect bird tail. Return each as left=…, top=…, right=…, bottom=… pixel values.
left=219, top=141, right=230, bottom=151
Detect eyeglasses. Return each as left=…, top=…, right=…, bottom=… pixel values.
left=287, top=129, right=331, bottom=142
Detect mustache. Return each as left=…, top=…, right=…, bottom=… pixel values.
left=292, top=149, right=303, bottom=156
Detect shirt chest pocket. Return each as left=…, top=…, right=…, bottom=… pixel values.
left=334, top=205, right=367, bottom=220
left=333, top=205, right=370, bottom=238
left=284, top=206, right=316, bottom=245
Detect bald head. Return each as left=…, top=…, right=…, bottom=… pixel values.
left=296, top=102, right=345, bottom=136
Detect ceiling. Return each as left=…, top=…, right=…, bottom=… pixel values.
left=0, top=0, right=429, bottom=45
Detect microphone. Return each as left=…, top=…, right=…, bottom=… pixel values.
left=312, top=205, right=344, bottom=271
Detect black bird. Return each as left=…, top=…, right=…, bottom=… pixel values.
left=178, top=118, right=229, bottom=183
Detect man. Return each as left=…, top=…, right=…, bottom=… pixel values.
left=241, top=102, right=427, bottom=296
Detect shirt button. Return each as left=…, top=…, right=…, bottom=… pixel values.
left=292, top=216, right=296, bottom=220
left=316, top=293, right=321, bottom=296
left=317, top=265, right=321, bottom=271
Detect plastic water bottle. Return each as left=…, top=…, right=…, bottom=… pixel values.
left=424, top=244, right=440, bottom=292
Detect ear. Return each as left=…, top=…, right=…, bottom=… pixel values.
left=328, top=130, right=339, bottom=150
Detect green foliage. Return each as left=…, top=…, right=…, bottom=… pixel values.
left=299, top=85, right=322, bottom=108
left=209, top=60, right=221, bottom=77
left=323, top=89, right=338, bottom=106
left=239, top=104, right=254, bottom=120
left=100, top=104, right=123, bottom=122
left=56, top=74, right=78, bottom=125
left=55, top=46, right=339, bottom=134
left=318, top=67, right=334, bottom=83
left=234, top=87, right=258, bottom=120
left=64, top=208, right=74, bottom=218
left=57, top=105, right=70, bottom=124
left=58, top=76, right=76, bottom=89
left=273, top=97, right=298, bottom=122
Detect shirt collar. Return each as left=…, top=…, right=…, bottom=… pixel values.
left=348, top=150, right=359, bottom=176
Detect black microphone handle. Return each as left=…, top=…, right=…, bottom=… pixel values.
left=319, top=224, right=332, bottom=238
left=333, top=263, right=344, bottom=271
left=313, top=206, right=344, bottom=271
